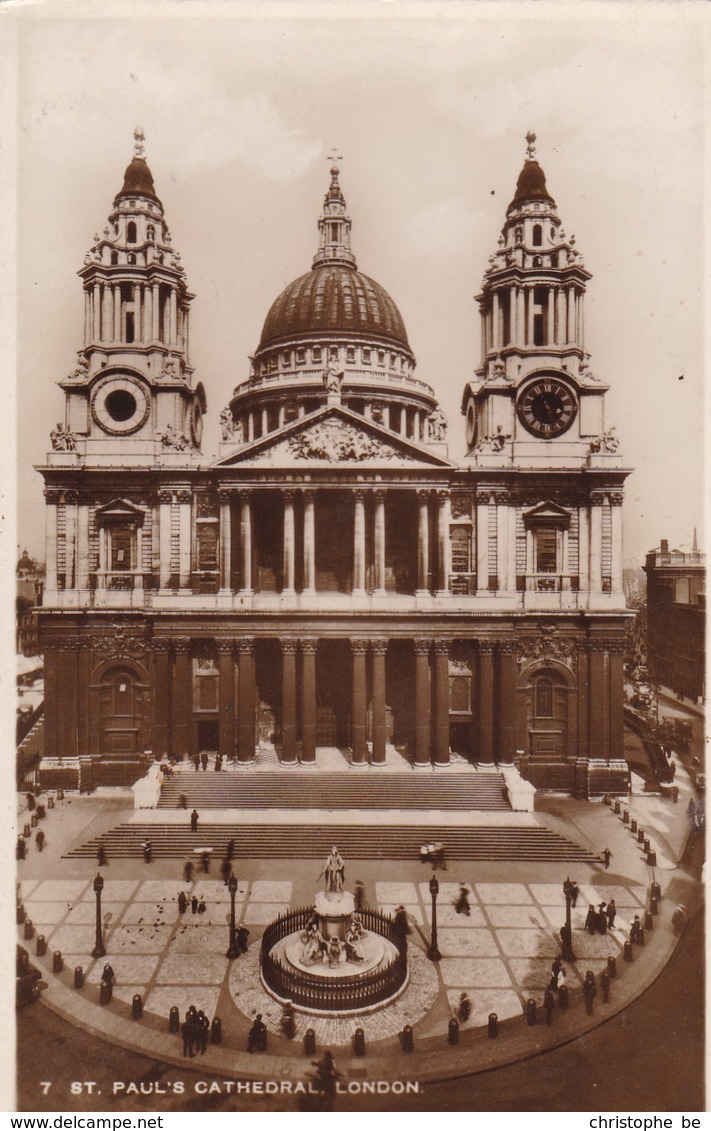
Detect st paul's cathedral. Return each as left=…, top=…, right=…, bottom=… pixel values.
left=36, top=131, right=632, bottom=799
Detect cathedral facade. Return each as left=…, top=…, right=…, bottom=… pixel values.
left=37, top=132, right=632, bottom=797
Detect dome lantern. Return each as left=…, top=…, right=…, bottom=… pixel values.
left=312, top=152, right=357, bottom=270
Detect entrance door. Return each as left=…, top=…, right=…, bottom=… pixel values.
left=98, top=666, right=143, bottom=753
left=316, top=641, right=351, bottom=746
left=196, top=719, right=219, bottom=751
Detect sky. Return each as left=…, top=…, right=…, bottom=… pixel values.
left=8, top=0, right=707, bottom=570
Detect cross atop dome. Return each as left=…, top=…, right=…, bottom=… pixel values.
left=133, top=126, right=146, bottom=158
left=525, top=130, right=536, bottom=160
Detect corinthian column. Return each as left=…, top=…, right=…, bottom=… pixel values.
left=416, top=491, right=430, bottom=595
left=283, top=491, right=296, bottom=595
left=303, top=491, right=316, bottom=594
left=353, top=491, right=366, bottom=595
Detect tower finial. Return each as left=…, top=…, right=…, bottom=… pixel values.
left=525, top=130, right=536, bottom=160
left=327, top=148, right=342, bottom=176
left=133, top=126, right=146, bottom=158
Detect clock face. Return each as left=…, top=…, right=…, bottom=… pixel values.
left=517, top=377, right=578, bottom=438
left=465, top=400, right=477, bottom=448
left=190, top=401, right=203, bottom=447
left=91, top=373, right=150, bottom=435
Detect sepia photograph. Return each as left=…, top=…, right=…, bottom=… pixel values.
left=6, top=0, right=706, bottom=1117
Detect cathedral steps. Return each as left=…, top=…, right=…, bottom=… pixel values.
left=156, top=770, right=510, bottom=811
left=65, top=822, right=595, bottom=862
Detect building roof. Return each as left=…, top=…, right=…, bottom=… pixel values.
left=115, top=156, right=161, bottom=205
left=508, top=158, right=556, bottom=211
left=257, top=264, right=411, bottom=353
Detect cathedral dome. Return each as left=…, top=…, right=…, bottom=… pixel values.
left=258, top=264, right=411, bottom=353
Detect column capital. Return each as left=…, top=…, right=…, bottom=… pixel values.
left=353, top=490, right=366, bottom=504
left=300, top=637, right=318, bottom=655
left=236, top=636, right=255, bottom=655
left=175, top=490, right=192, bottom=505
left=44, top=489, right=62, bottom=505
left=76, top=491, right=93, bottom=507
left=478, top=640, right=496, bottom=655
left=350, top=638, right=369, bottom=655
left=280, top=637, right=298, bottom=654
left=371, top=638, right=388, bottom=655
left=64, top=489, right=78, bottom=505
left=498, top=639, right=518, bottom=655
left=239, top=488, right=254, bottom=501
left=434, top=639, right=450, bottom=655
left=216, top=639, right=234, bottom=655
left=173, top=636, right=191, bottom=654
left=373, top=489, right=386, bottom=505
left=283, top=490, right=296, bottom=504
left=608, top=491, right=625, bottom=506
left=414, top=638, right=431, bottom=656
left=475, top=489, right=493, bottom=506
left=417, top=489, right=431, bottom=501
left=158, top=489, right=173, bottom=505
left=218, top=490, right=232, bottom=505
left=153, top=637, right=172, bottom=655
left=302, top=489, right=315, bottom=503
left=590, top=489, right=608, bottom=506
left=436, top=488, right=450, bottom=502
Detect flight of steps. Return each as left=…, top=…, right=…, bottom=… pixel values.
left=66, top=823, right=595, bottom=862
left=157, top=770, right=510, bottom=811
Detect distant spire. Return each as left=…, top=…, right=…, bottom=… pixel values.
left=692, top=526, right=698, bottom=552
left=525, top=130, right=537, bottom=160
left=133, top=126, right=146, bottom=158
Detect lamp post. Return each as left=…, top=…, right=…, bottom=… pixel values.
left=428, top=872, right=441, bottom=962
left=92, top=873, right=106, bottom=959
left=561, top=880, right=576, bottom=963
left=226, top=873, right=239, bottom=958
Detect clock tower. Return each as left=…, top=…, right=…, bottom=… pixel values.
left=56, top=128, right=206, bottom=465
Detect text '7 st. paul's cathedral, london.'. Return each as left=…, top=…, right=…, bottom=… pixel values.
left=37, top=129, right=632, bottom=800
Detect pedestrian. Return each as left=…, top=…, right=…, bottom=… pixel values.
left=585, top=904, right=597, bottom=935
left=630, top=914, right=642, bottom=944
left=183, top=860, right=194, bottom=884
left=353, top=878, right=365, bottom=911
left=454, top=883, right=471, bottom=916
left=688, top=799, right=696, bottom=819
left=237, top=925, right=250, bottom=953
left=221, top=858, right=232, bottom=885
left=101, top=963, right=115, bottom=986
left=192, top=754, right=200, bottom=772
left=196, top=1011, right=209, bottom=1054
left=177, top=891, right=187, bottom=914
left=142, top=840, right=152, bottom=864
left=457, top=992, right=472, bottom=1023
left=215, top=754, right=222, bottom=772
left=201, top=850, right=210, bottom=874
left=606, top=899, right=616, bottom=929
left=570, top=881, right=579, bottom=908
left=583, top=973, right=596, bottom=1015
left=281, top=1001, right=296, bottom=1039
left=201, top=752, right=208, bottom=772
left=549, top=956, right=562, bottom=992
left=226, top=839, right=235, bottom=861
left=394, top=905, right=411, bottom=936
left=197, top=900, right=206, bottom=915
left=601, top=847, right=612, bottom=870
left=670, top=760, right=677, bottom=780
left=555, top=966, right=567, bottom=994
left=178, top=793, right=187, bottom=810
left=35, top=829, right=45, bottom=852
left=544, top=988, right=555, bottom=1024
left=97, top=844, right=107, bottom=867
left=596, top=904, right=607, bottom=934
left=181, top=1016, right=196, bottom=1058
left=191, top=809, right=199, bottom=833
left=191, top=895, right=199, bottom=915
left=247, top=1013, right=266, bottom=1053
left=16, top=836, right=26, bottom=861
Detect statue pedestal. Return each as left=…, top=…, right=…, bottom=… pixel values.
left=314, top=890, right=355, bottom=940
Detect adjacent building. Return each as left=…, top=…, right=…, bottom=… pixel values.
left=36, top=131, right=632, bottom=795
left=644, top=537, right=705, bottom=703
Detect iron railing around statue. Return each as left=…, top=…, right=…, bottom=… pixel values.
left=260, top=905, right=408, bottom=1012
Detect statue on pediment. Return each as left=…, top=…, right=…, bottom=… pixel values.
left=50, top=423, right=77, bottom=452
left=158, top=423, right=190, bottom=451
left=322, top=361, right=344, bottom=396
left=67, top=352, right=89, bottom=381
left=220, top=406, right=236, bottom=440
left=288, top=422, right=401, bottom=462
left=589, top=426, right=619, bottom=454
left=427, top=406, right=448, bottom=441
left=475, top=424, right=510, bottom=453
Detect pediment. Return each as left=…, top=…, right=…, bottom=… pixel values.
left=95, top=498, right=147, bottom=524
left=522, top=500, right=571, bottom=526
left=214, top=406, right=453, bottom=468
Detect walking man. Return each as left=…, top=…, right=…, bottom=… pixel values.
left=601, top=847, right=612, bottom=870
left=191, top=809, right=199, bottom=833
left=454, top=883, right=471, bottom=916
left=201, top=752, right=208, bottom=772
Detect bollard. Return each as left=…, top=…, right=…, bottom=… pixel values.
left=637, top=928, right=645, bottom=946
left=16, top=905, right=25, bottom=924
left=630, top=818, right=637, bottom=834
left=353, top=1027, right=366, bottom=1056
left=448, top=1017, right=460, bottom=1045
left=401, top=1024, right=414, bottom=1053
left=31, top=814, right=38, bottom=828
left=601, top=971, right=610, bottom=1003
left=169, top=1006, right=180, bottom=1033
left=650, top=896, right=658, bottom=916
left=23, top=823, right=31, bottom=838
left=623, top=809, right=629, bottom=824
left=36, top=934, right=46, bottom=957
left=304, top=1028, right=316, bottom=1057
left=57, top=789, right=64, bottom=801
left=637, top=828, right=645, bottom=844
left=74, top=966, right=84, bottom=989
left=607, top=955, right=617, bottom=978
left=647, top=850, right=657, bottom=868
left=643, top=838, right=650, bottom=854
left=526, top=998, right=537, bottom=1027
left=211, top=1017, right=222, bottom=1045
left=52, top=951, right=63, bottom=974
left=100, top=981, right=112, bottom=1005
left=645, top=911, right=653, bottom=931
left=623, top=940, right=633, bottom=962
left=488, top=1012, right=498, bottom=1038
left=24, top=919, right=34, bottom=941
left=36, top=804, right=46, bottom=820
left=651, top=881, right=662, bottom=901
left=48, top=796, right=55, bottom=809
left=613, top=799, right=621, bottom=814
left=603, top=794, right=611, bottom=806
left=558, top=984, right=569, bottom=1010
left=132, top=994, right=143, bottom=1020
left=543, top=989, right=554, bottom=1025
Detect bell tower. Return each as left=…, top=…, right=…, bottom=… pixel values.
left=55, top=128, right=206, bottom=464
left=462, top=133, right=611, bottom=466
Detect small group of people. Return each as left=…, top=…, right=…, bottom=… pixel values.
left=181, top=1005, right=211, bottom=1057
left=420, top=841, right=446, bottom=869
left=548, top=956, right=567, bottom=994
left=563, top=877, right=579, bottom=907
left=585, top=900, right=616, bottom=934
left=457, top=991, right=472, bottom=1023
left=17, top=829, right=45, bottom=859
left=177, top=890, right=206, bottom=916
